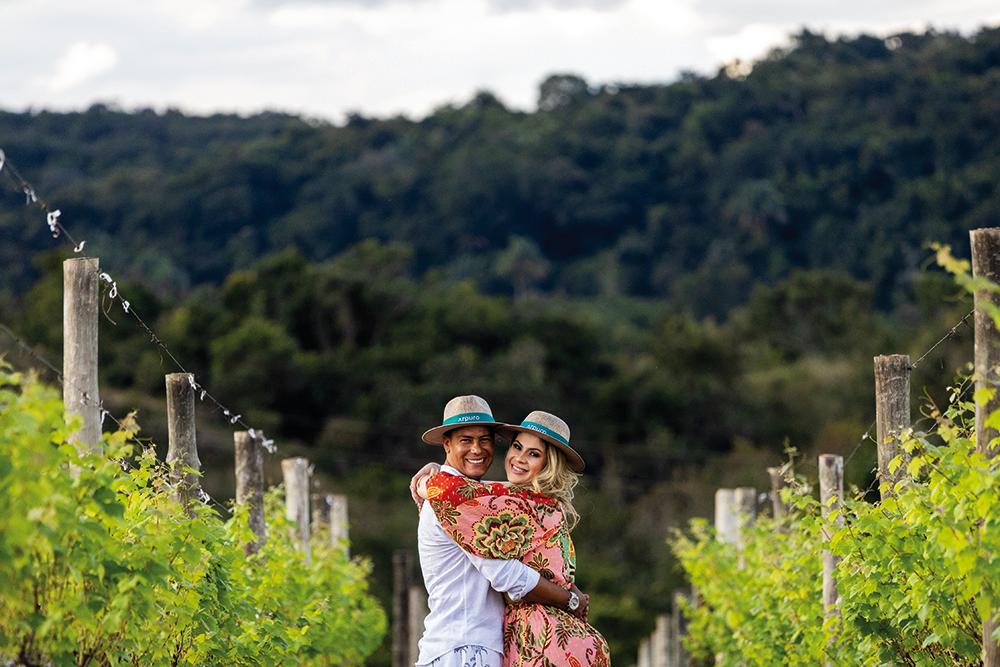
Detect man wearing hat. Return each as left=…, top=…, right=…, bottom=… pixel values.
left=414, top=395, right=589, bottom=667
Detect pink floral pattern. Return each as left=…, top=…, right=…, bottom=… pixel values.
left=426, top=472, right=611, bottom=667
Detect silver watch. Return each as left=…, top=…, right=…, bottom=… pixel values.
left=567, top=590, right=580, bottom=612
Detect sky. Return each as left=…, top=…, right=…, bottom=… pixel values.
left=1, top=0, right=998, bottom=121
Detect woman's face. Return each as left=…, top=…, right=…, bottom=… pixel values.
left=505, top=431, right=547, bottom=485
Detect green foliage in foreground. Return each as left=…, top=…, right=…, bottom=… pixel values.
left=0, top=367, right=385, bottom=666
left=671, top=385, right=999, bottom=666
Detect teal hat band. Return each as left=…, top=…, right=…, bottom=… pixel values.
left=442, top=412, right=495, bottom=426
left=520, top=420, right=570, bottom=446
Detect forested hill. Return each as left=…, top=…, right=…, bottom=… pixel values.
left=2, top=27, right=998, bottom=315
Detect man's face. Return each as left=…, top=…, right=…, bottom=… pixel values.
left=442, top=426, right=494, bottom=479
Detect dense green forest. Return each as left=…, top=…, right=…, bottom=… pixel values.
left=0, top=26, right=997, bottom=663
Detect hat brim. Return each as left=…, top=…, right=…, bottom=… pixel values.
left=498, top=425, right=585, bottom=472
left=421, top=421, right=507, bottom=445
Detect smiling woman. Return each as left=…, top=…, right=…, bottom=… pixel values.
left=413, top=407, right=609, bottom=666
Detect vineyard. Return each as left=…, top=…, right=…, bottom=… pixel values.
left=664, top=244, right=1000, bottom=666
left=1, top=130, right=999, bottom=666
left=0, top=369, right=386, bottom=665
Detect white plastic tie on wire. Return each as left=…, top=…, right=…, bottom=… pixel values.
left=121, top=300, right=130, bottom=313
left=73, top=241, right=86, bottom=253
left=0, top=148, right=5, bottom=172
left=197, top=488, right=211, bottom=504
left=307, top=463, right=316, bottom=476
left=100, top=408, right=109, bottom=427
left=248, top=428, right=257, bottom=440
left=261, top=435, right=276, bottom=453
left=46, top=210, right=61, bottom=238
left=24, top=186, right=36, bottom=205
left=187, top=374, right=197, bottom=391
left=229, top=413, right=241, bottom=425
left=99, top=272, right=113, bottom=284
left=199, top=389, right=206, bottom=401
left=108, top=282, right=117, bottom=299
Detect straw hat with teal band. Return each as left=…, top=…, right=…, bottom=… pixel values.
left=422, top=395, right=506, bottom=445
left=501, top=410, right=585, bottom=472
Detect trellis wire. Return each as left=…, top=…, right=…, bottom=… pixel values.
left=0, top=321, right=232, bottom=515
left=0, top=148, right=275, bottom=454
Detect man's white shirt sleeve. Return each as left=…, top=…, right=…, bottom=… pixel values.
left=464, top=551, right=540, bottom=601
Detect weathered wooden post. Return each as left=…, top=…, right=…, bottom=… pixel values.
left=392, top=550, right=413, bottom=667
left=234, top=430, right=266, bottom=554
left=165, top=373, right=201, bottom=511
left=766, top=465, right=790, bottom=524
left=281, top=457, right=311, bottom=563
left=330, top=493, right=350, bottom=556
left=311, top=493, right=330, bottom=534
left=819, top=454, right=844, bottom=664
left=671, top=590, right=688, bottom=667
left=714, top=488, right=737, bottom=544
left=63, top=257, right=101, bottom=458
left=651, top=614, right=671, bottom=667
left=733, top=486, right=757, bottom=547
left=874, top=354, right=911, bottom=499
left=733, top=486, right=757, bottom=571
left=408, top=581, right=428, bottom=666
left=971, top=227, right=1000, bottom=667
left=638, top=637, right=652, bottom=667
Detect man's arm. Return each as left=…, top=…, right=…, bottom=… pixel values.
left=467, top=554, right=589, bottom=619
left=522, top=576, right=589, bottom=620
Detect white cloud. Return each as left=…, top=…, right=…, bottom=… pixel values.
left=48, top=41, right=119, bottom=92
left=0, top=0, right=995, bottom=119
left=706, top=23, right=791, bottom=66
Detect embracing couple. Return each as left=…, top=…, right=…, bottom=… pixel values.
left=409, top=395, right=610, bottom=667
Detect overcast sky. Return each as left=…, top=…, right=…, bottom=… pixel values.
left=2, top=0, right=997, bottom=121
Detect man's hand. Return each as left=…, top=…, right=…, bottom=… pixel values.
left=570, top=583, right=589, bottom=621
left=522, top=576, right=590, bottom=621
left=409, top=462, right=441, bottom=509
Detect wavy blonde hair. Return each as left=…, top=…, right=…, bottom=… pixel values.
left=527, top=442, right=581, bottom=531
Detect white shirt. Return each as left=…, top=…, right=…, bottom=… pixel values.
left=416, top=465, right=541, bottom=665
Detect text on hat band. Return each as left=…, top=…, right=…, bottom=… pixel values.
left=442, top=412, right=494, bottom=426
left=520, top=420, right=570, bottom=446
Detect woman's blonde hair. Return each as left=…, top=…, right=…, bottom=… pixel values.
left=528, top=441, right=581, bottom=531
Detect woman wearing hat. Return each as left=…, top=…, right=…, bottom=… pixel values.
left=414, top=411, right=611, bottom=667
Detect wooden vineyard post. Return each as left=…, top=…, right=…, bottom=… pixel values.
left=392, top=550, right=413, bottom=667
left=971, top=227, right=1000, bottom=667
left=63, top=257, right=101, bottom=460
left=234, top=430, right=266, bottom=554
left=713, top=488, right=737, bottom=665
left=408, top=581, right=428, bottom=666
left=311, top=493, right=330, bottom=535
left=329, top=494, right=349, bottom=556
left=165, top=373, right=201, bottom=511
left=714, top=488, right=736, bottom=544
left=651, top=614, right=671, bottom=667
left=819, top=454, right=844, bottom=665
left=282, top=457, right=311, bottom=564
left=733, top=486, right=757, bottom=548
left=767, top=465, right=790, bottom=525
left=637, top=637, right=651, bottom=667
left=671, top=590, right=688, bottom=667
left=874, top=354, right=911, bottom=499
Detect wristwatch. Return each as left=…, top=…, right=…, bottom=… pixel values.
left=567, top=590, right=580, bottom=612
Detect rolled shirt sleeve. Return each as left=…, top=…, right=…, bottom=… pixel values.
left=464, top=551, right=541, bottom=601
